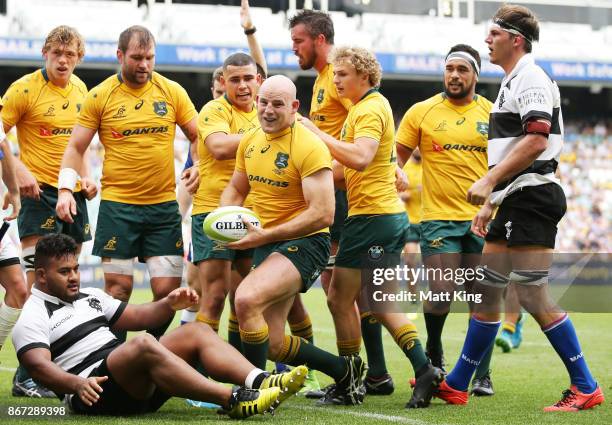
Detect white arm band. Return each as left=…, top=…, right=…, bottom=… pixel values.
left=58, top=168, right=79, bottom=191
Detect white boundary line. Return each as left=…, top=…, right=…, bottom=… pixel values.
left=289, top=405, right=446, bottom=425
left=0, top=366, right=17, bottom=372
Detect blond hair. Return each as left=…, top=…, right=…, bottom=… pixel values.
left=42, top=26, right=85, bottom=61
left=329, top=46, right=382, bottom=87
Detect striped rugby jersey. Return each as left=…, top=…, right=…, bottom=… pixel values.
left=12, top=287, right=126, bottom=380
left=488, top=54, right=563, bottom=205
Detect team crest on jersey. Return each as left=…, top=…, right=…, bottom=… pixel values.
left=153, top=101, right=168, bottom=116
left=368, top=245, right=384, bottom=260
left=274, top=152, right=289, bottom=169
left=88, top=297, right=103, bottom=313
left=245, top=146, right=254, bottom=159
left=476, top=122, right=489, bottom=135
left=317, top=89, right=325, bottom=104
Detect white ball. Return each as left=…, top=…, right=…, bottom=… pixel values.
left=203, top=206, right=261, bottom=243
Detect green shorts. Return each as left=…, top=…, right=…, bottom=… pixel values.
left=420, top=220, right=484, bottom=257
left=406, top=222, right=422, bottom=243
left=252, top=232, right=330, bottom=292
left=191, top=213, right=253, bottom=264
left=335, top=213, right=408, bottom=269
left=93, top=200, right=183, bottom=259
left=330, top=190, right=348, bottom=242
left=17, top=184, right=92, bottom=243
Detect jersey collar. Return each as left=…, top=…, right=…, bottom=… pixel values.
left=265, top=123, right=294, bottom=141
left=41, top=68, right=49, bottom=82
left=31, top=287, right=88, bottom=305
left=358, top=87, right=378, bottom=103
left=32, top=287, right=65, bottom=305
left=503, top=53, right=535, bottom=85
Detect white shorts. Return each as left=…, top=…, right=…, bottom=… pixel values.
left=0, top=237, right=20, bottom=265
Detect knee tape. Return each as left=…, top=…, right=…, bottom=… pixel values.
left=146, top=255, right=183, bottom=278
left=102, top=258, right=134, bottom=276
left=20, top=246, right=35, bottom=273
left=478, top=266, right=510, bottom=288
left=509, top=270, right=548, bottom=286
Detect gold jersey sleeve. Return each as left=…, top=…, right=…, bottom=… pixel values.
left=342, top=90, right=403, bottom=216
left=78, top=72, right=197, bottom=204
left=1, top=69, right=87, bottom=188
left=236, top=122, right=332, bottom=236
left=310, top=63, right=352, bottom=139
left=193, top=96, right=258, bottom=214
left=396, top=93, right=491, bottom=221
left=402, top=160, right=423, bottom=224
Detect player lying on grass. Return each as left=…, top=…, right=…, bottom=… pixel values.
left=12, top=233, right=307, bottom=418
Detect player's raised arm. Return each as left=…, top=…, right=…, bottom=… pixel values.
left=241, top=0, right=267, bottom=77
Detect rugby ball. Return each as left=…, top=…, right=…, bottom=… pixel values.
left=203, top=206, right=261, bottom=243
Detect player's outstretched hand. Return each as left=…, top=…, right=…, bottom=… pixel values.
left=76, top=376, right=108, bottom=406
left=471, top=203, right=494, bottom=238
left=167, top=287, right=199, bottom=311
left=467, top=176, right=495, bottom=205
left=181, top=166, right=200, bottom=195
left=81, top=177, right=98, bottom=200
left=395, top=166, right=409, bottom=192
left=56, top=189, right=77, bottom=224
left=228, top=217, right=269, bottom=250
left=17, top=167, right=42, bottom=200
left=240, top=0, right=254, bottom=31
left=3, top=190, right=21, bottom=221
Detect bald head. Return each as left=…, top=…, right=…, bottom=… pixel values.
left=257, top=75, right=300, bottom=134
left=259, top=75, right=297, bottom=100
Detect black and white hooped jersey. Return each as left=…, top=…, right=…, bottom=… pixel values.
left=12, top=287, right=126, bottom=379
left=488, top=54, right=564, bottom=204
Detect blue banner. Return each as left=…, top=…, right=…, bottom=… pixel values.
left=2, top=37, right=612, bottom=82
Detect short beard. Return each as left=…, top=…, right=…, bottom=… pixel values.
left=298, top=53, right=316, bottom=71
left=124, top=70, right=152, bottom=85
left=444, top=85, right=471, bottom=100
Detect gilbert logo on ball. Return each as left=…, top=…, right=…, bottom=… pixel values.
left=203, top=206, right=261, bottom=243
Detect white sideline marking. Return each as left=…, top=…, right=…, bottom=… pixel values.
left=0, top=366, right=17, bottom=372
left=290, top=405, right=441, bottom=425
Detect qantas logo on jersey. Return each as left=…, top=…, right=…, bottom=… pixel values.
left=248, top=174, right=289, bottom=187
left=39, top=127, right=73, bottom=137
left=110, top=126, right=169, bottom=139
left=443, top=144, right=487, bottom=153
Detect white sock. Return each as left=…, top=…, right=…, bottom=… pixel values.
left=0, top=302, right=21, bottom=350
left=245, top=368, right=266, bottom=389
left=180, top=309, right=197, bottom=324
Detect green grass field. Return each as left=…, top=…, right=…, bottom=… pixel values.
left=1, top=288, right=610, bottom=425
